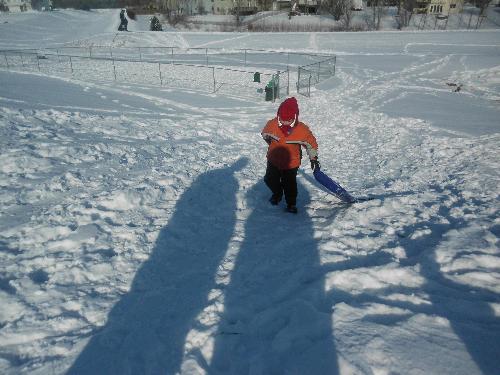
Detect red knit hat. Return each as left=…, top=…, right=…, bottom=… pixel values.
left=277, top=97, right=299, bottom=125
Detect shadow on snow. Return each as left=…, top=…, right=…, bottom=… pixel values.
left=68, top=158, right=248, bottom=374
left=324, top=184, right=500, bottom=375
left=208, top=180, right=339, bottom=374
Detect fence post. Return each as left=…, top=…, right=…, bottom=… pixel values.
left=89, top=46, right=92, bottom=58
left=317, top=61, right=321, bottom=82
left=113, top=59, right=116, bottom=81
left=244, top=49, right=247, bottom=66
left=158, top=62, right=162, bottom=86
left=297, top=67, right=301, bottom=96
left=277, top=72, right=281, bottom=99
left=4, top=52, right=8, bottom=69
left=20, top=53, right=25, bottom=68
left=206, top=48, right=209, bottom=66
left=69, top=56, right=73, bottom=74
left=308, top=74, right=311, bottom=97
left=287, top=69, right=290, bottom=95
left=274, top=73, right=278, bottom=100
left=212, top=67, right=216, bottom=93
left=37, top=54, right=40, bottom=71
left=139, top=47, right=142, bottom=61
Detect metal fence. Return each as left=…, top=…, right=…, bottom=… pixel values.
left=4, top=46, right=331, bottom=68
left=297, top=56, right=336, bottom=97
left=1, top=47, right=335, bottom=100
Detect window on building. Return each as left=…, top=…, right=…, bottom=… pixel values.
left=430, top=5, right=444, bottom=13
left=450, top=3, right=456, bottom=8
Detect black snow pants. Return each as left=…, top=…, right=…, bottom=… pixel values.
left=264, top=161, right=298, bottom=206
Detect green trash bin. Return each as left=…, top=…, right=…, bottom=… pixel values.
left=265, top=78, right=277, bottom=101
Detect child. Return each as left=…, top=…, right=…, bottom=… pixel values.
left=261, top=97, right=320, bottom=214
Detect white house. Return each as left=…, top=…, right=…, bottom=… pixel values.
left=428, top=0, right=463, bottom=14
left=414, top=0, right=464, bottom=15
left=0, top=0, right=32, bottom=12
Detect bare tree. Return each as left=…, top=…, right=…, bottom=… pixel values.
left=321, top=0, right=354, bottom=29
left=340, top=0, right=354, bottom=29
left=197, top=0, right=205, bottom=14
left=321, top=0, right=345, bottom=20
left=474, top=0, right=491, bottom=15
left=234, top=0, right=245, bottom=26
left=257, top=0, right=272, bottom=11
left=395, top=0, right=414, bottom=29
left=370, top=0, right=386, bottom=30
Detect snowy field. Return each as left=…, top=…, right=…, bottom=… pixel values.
left=1, top=9, right=499, bottom=375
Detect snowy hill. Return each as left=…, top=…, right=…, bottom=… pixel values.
left=0, top=9, right=499, bottom=375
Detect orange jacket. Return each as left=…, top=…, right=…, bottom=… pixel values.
left=261, top=117, right=318, bottom=170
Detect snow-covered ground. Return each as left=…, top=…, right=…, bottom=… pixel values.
left=1, top=9, right=499, bottom=375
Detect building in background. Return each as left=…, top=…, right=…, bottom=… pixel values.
left=0, top=0, right=32, bottom=11
left=296, top=0, right=318, bottom=13
left=414, top=0, right=464, bottom=15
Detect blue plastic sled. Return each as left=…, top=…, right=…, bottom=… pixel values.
left=313, top=168, right=356, bottom=203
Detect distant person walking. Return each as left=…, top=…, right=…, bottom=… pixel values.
left=118, top=9, right=128, bottom=31
left=261, top=97, right=320, bottom=214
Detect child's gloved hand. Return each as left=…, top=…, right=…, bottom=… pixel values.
left=311, top=158, right=321, bottom=171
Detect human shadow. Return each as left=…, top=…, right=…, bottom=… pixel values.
left=68, top=158, right=248, bottom=375
left=323, top=184, right=500, bottom=374
left=209, top=180, right=339, bottom=374
left=402, top=190, right=500, bottom=375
